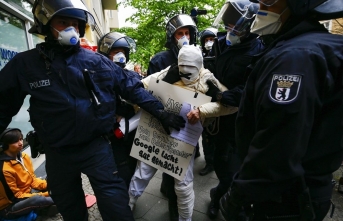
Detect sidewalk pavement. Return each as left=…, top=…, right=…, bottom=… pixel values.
left=39, top=149, right=343, bottom=221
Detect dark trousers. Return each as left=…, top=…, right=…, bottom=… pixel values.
left=211, top=114, right=240, bottom=196
left=201, top=129, right=215, bottom=166
left=45, top=137, right=134, bottom=221
left=111, top=130, right=138, bottom=189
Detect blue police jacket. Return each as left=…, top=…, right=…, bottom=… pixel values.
left=147, top=44, right=179, bottom=76
left=0, top=43, right=163, bottom=148
left=234, top=20, right=343, bottom=202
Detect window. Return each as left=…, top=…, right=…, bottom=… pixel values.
left=3, top=0, right=33, bottom=19
left=0, top=8, right=28, bottom=69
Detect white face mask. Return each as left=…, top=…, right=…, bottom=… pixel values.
left=53, top=26, right=79, bottom=45
left=176, top=35, right=190, bottom=49
left=178, top=66, right=199, bottom=85
left=226, top=31, right=241, bottom=46
left=113, top=52, right=126, bottom=64
left=204, top=41, right=214, bottom=50
left=250, top=8, right=288, bottom=36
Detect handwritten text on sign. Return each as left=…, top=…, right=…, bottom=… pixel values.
left=130, top=78, right=210, bottom=180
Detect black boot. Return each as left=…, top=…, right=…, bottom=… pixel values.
left=207, top=187, right=219, bottom=219
left=199, top=164, right=214, bottom=176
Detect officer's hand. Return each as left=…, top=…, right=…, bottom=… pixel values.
left=162, top=64, right=181, bottom=84
left=206, top=80, right=221, bottom=102
left=157, top=110, right=185, bottom=135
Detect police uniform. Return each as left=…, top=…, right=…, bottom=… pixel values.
left=0, top=42, right=165, bottom=221
left=147, top=45, right=178, bottom=76
left=233, top=20, right=343, bottom=220
left=210, top=33, right=264, bottom=205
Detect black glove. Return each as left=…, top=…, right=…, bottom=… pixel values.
left=156, top=110, right=185, bottom=135
left=162, top=64, right=181, bottom=84
left=221, top=88, right=243, bottom=107
left=206, top=80, right=221, bottom=102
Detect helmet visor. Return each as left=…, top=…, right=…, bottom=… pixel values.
left=33, top=0, right=95, bottom=29
left=224, top=3, right=258, bottom=36
left=255, top=0, right=279, bottom=6
left=213, top=0, right=255, bottom=30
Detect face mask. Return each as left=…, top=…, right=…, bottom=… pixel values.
left=226, top=31, right=241, bottom=46
left=113, top=52, right=126, bottom=64
left=52, top=26, right=79, bottom=45
left=178, top=66, right=199, bottom=85
left=204, top=41, right=214, bottom=50
left=250, top=8, right=288, bottom=36
left=176, top=35, right=189, bottom=49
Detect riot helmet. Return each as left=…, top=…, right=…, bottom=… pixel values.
left=98, top=32, right=136, bottom=66
left=28, top=0, right=95, bottom=38
left=165, top=14, right=198, bottom=49
left=199, top=28, right=218, bottom=52
left=249, top=0, right=343, bottom=20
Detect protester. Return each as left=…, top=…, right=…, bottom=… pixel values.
left=219, top=0, right=343, bottom=220
left=0, top=128, right=56, bottom=219
left=146, top=14, right=198, bottom=221
left=0, top=1, right=185, bottom=220
left=129, top=45, right=237, bottom=221
left=203, top=0, right=263, bottom=219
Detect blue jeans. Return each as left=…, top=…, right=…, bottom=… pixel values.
left=45, top=137, right=134, bottom=221
left=0, top=195, right=53, bottom=219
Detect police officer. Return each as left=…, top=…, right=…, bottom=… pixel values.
left=146, top=14, right=198, bottom=221
left=97, top=32, right=140, bottom=188
left=0, top=1, right=185, bottom=221
left=147, top=14, right=198, bottom=76
left=199, top=27, right=218, bottom=57
left=198, top=27, right=218, bottom=176
left=220, top=0, right=343, bottom=220
left=204, top=0, right=263, bottom=219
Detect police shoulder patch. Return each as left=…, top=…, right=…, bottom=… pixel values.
left=269, top=74, right=302, bottom=104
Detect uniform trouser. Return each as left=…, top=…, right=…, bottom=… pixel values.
left=0, top=195, right=54, bottom=219
left=213, top=137, right=241, bottom=205
left=201, top=129, right=215, bottom=166
left=129, top=153, right=195, bottom=220
left=45, top=137, right=134, bottom=221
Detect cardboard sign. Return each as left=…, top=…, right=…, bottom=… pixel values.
left=130, top=77, right=211, bottom=180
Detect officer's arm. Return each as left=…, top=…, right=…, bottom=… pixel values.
left=112, top=64, right=164, bottom=116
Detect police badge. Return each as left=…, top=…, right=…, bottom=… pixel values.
left=269, top=74, right=302, bottom=104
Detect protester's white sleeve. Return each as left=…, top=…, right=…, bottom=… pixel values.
left=197, top=69, right=238, bottom=118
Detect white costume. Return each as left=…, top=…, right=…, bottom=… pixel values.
left=129, top=45, right=237, bottom=221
